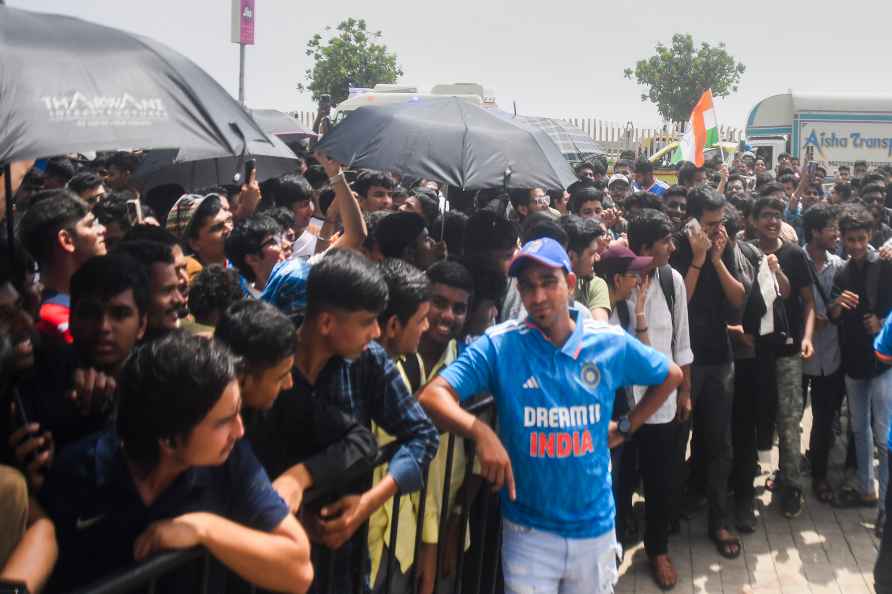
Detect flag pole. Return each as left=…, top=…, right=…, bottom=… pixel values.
left=706, top=89, right=727, bottom=165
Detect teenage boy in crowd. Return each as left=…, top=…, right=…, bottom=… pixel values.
left=751, top=195, right=816, bottom=519
left=664, top=186, right=689, bottom=232
left=225, top=214, right=287, bottom=295
left=829, top=205, right=892, bottom=535
left=801, top=204, right=846, bottom=504
left=669, top=186, right=746, bottom=558
left=284, top=250, right=438, bottom=590
left=14, top=255, right=149, bottom=468
left=113, top=240, right=187, bottom=340
left=38, top=332, right=313, bottom=593
left=374, top=211, right=444, bottom=271
left=355, top=170, right=397, bottom=213
left=560, top=215, right=610, bottom=320
left=214, top=299, right=378, bottom=517
left=567, top=186, right=607, bottom=221
left=625, top=209, right=693, bottom=589
left=18, top=190, right=107, bottom=346
left=123, top=224, right=191, bottom=305
left=419, top=238, right=683, bottom=594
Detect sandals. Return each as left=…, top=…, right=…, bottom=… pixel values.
left=813, top=480, right=833, bottom=504
left=649, top=554, right=678, bottom=591
left=831, top=486, right=879, bottom=509
left=710, top=528, right=742, bottom=559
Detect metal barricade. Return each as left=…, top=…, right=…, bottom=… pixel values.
left=69, top=396, right=500, bottom=594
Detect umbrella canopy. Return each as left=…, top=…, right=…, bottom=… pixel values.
left=0, top=5, right=275, bottom=163
left=132, top=134, right=300, bottom=193
left=251, top=109, right=318, bottom=143
left=509, top=115, right=607, bottom=165
left=316, top=97, right=576, bottom=190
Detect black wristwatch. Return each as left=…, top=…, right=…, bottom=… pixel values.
left=617, top=415, right=633, bottom=441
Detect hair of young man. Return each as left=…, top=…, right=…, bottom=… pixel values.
left=752, top=196, right=787, bottom=220
left=520, top=213, right=568, bottom=247
left=113, top=240, right=174, bottom=275
left=123, top=224, right=182, bottom=249
left=614, top=158, right=632, bottom=172
left=378, top=258, right=432, bottom=325
left=317, top=188, right=336, bottom=217
left=66, top=171, right=104, bottom=195
left=566, top=179, right=594, bottom=196
left=45, top=157, right=77, bottom=183
left=625, top=191, right=664, bottom=213
left=464, top=259, right=508, bottom=309
left=802, top=203, right=838, bottom=243
left=754, top=173, right=774, bottom=190
left=304, top=164, right=328, bottom=190
left=633, top=159, right=655, bottom=175
left=273, top=174, right=313, bottom=210
left=353, top=169, right=396, bottom=199
left=224, top=214, right=282, bottom=282
left=186, top=195, right=225, bottom=241
left=18, top=189, right=89, bottom=265
left=758, top=181, right=786, bottom=199
left=187, top=264, right=244, bottom=326
left=722, top=203, right=744, bottom=238
left=838, top=204, right=875, bottom=236
left=411, top=191, right=440, bottom=226
left=727, top=173, right=744, bottom=187
left=426, top=259, right=474, bottom=295
left=728, top=192, right=755, bottom=220
left=833, top=182, right=853, bottom=201
left=508, top=188, right=533, bottom=210
left=215, top=299, right=296, bottom=376
left=862, top=173, right=886, bottom=188
left=116, top=331, right=237, bottom=475
left=854, top=160, right=868, bottom=169
left=815, top=165, right=827, bottom=177
left=306, top=249, right=389, bottom=317
left=628, top=209, right=674, bottom=254
left=664, top=185, right=688, bottom=200
left=92, top=192, right=134, bottom=231
left=559, top=214, right=604, bottom=255
left=433, top=210, right=469, bottom=257
left=574, top=162, right=594, bottom=176
left=777, top=173, right=796, bottom=188
left=777, top=168, right=795, bottom=178
left=463, top=210, right=519, bottom=255
left=106, top=151, right=140, bottom=173
left=860, top=182, right=886, bottom=198
left=677, top=162, right=699, bottom=186
left=375, top=212, right=427, bottom=259
left=267, top=206, right=296, bottom=233
left=362, top=210, right=393, bottom=252
left=568, top=187, right=604, bottom=216
left=70, top=254, right=150, bottom=317
left=686, top=185, right=726, bottom=220
left=838, top=165, right=851, bottom=173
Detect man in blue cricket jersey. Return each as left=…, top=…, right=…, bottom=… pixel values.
left=874, top=314, right=892, bottom=592
left=418, top=238, right=683, bottom=594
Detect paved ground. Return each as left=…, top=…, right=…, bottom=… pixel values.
left=615, top=405, right=882, bottom=594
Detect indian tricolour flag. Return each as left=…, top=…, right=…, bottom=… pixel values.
left=671, top=90, right=719, bottom=167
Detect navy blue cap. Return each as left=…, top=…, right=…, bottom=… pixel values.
left=508, top=237, right=573, bottom=277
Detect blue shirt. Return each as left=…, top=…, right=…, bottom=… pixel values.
left=40, top=431, right=289, bottom=592
left=633, top=178, right=670, bottom=196
left=440, top=313, right=670, bottom=539
left=875, top=317, right=892, bottom=449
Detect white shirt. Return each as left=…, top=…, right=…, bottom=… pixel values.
left=626, top=267, right=694, bottom=424
left=291, top=228, right=318, bottom=259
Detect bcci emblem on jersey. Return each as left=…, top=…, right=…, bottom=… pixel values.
left=580, top=362, right=600, bottom=388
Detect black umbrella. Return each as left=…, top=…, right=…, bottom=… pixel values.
left=251, top=109, right=318, bottom=143
left=0, top=5, right=274, bottom=164
left=132, top=135, right=301, bottom=194
left=316, top=97, right=576, bottom=190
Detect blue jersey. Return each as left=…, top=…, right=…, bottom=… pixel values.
left=440, top=314, right=670, bottom=539
left=875, top=316, right=892, bottom=449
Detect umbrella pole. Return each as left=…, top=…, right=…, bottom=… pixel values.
left=3, top=164, right=15, bottom=269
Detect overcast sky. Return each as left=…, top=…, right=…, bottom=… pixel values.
left=11, top=0, right=889, bottom=133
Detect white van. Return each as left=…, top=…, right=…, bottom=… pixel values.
left=332, top=83, right=492, bottom=122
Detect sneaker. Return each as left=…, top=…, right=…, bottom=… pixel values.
left=781, top=487, right=803, bottom=519
left=877, top=510, right=886, bottom=539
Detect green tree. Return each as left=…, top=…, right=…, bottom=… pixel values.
left=298, top=18, right=403, bottom=105
left=624, top=34, right=745, bottom=124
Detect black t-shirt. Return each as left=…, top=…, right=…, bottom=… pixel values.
left=769, top=241, right=812, bottom=358
left=670, top=232, right=741, bottom=365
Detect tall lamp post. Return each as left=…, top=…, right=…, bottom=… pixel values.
left=231, top=0, right=255, bottom=106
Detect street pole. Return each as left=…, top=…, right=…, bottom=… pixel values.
left=238, top=42, right=246, bottom=106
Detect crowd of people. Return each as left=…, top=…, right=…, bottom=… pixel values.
left=1, top=142, right=892, bottom=594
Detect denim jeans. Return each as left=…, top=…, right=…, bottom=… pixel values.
left=501, top=519, right=620, bottom=594
left=845, top=370, right=892, bottom=510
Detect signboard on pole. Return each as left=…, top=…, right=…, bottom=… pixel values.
left=230, top=0, right=255, bottom=45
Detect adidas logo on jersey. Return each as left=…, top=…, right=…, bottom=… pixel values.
left=522, top=376, right=540, bottom=390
